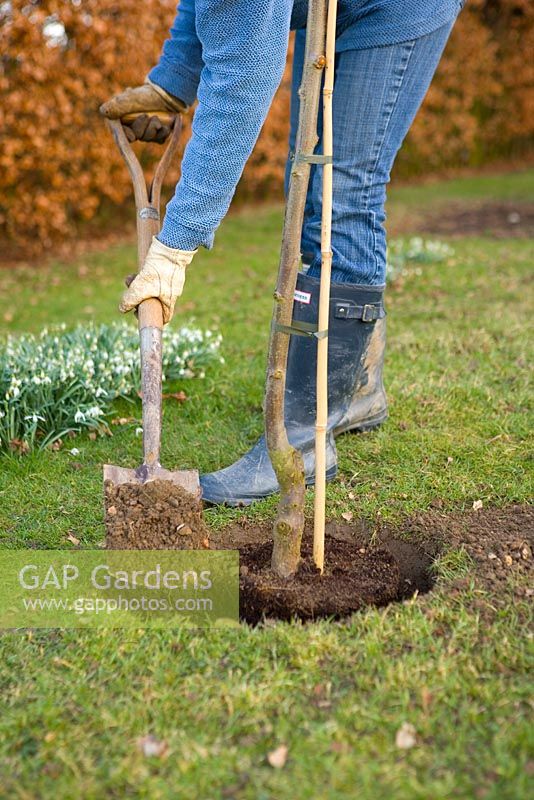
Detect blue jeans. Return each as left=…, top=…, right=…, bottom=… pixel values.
left=287, top=20, right=456, bottom=286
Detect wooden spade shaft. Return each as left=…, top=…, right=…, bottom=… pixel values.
left=103, top=117, right=199, bottom=494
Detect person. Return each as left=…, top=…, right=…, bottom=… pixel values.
left=101, top=0, right=463, bottom=506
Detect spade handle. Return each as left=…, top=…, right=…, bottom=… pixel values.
left=106, top=117, right=182, bottom=469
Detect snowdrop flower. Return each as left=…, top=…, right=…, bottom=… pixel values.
left=1, top=320, right=222, bottom=452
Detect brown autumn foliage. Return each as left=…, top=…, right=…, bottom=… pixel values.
left=1, top=0, right=532, bottom=254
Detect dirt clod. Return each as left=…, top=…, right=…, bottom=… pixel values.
left=104, top=479, right=210, bottom=550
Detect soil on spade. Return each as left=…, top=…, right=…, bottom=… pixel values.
left=105, top=479, right=210, bottom=550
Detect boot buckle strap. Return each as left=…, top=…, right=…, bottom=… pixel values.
left=273, top=320, right=328, bottom=339
left=334, top=301, right=384, bottom=322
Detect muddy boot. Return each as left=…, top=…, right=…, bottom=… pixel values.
left=333, top=316, right=387, bottom=435
left=200, top=273, right=385, bottom=506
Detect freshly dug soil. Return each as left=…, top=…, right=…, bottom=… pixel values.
left=389, top=201, right=534, bottom=239
left=420, top=201, right=534, bottom=238
left=389, top=503, right=534, bottom=598
left=103, top=492, right=532, bottom=622
left=238, top=535, right=400, bottom=623
left=104, top=479, right=210, bottom=550
left=209, top=504, right=533, bottom=623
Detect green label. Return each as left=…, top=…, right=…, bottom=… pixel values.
left=0, top=550, right=239, bottom=628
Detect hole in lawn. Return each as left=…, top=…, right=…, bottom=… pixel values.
left=210, top=521, right=436, bottom=624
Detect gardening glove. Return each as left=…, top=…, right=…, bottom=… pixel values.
left=99, top=79, right=186, bottom=143
left=120, top=237, right=197, bottom=325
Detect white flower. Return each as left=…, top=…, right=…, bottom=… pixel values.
left=69, top=448, right=80, bottom=456
left=1, top=320, right=223, bottom=452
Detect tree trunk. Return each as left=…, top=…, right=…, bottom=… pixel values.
left=266, top=0, right=328, bottom=579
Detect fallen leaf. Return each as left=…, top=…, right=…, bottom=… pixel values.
left=111, top=417, right=136, bottom=426
left=421, top=687, right=433, bottom=713
left=267, top=744, right=288, bottom=769
left=472, top=499, right=483, bottom=511
left=49, top=439, right=63, bottom=451
left=9, top=438, right=30, bottom=455
left=330, top=741, right=349, bottom=754
left=52, top=657, right=74, bottom=669
left=88, top=432, right=97, bottom=441
left=136, top=734, right=168, bottom=758
left=341, top=511, right=353, bottom=522
left=395, top=722, right=417, bottom=750
left=162, top=391, right=187, bottom=403
left=66, top=532, right=80, bottom=546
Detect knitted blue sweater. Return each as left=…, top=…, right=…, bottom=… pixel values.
left=149, top=1, right=461, bottom=251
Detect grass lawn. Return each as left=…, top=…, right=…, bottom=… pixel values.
left=0, top=170, right=532, bottom=798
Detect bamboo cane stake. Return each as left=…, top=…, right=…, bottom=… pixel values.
left=313, top=0, right=338, bottom=573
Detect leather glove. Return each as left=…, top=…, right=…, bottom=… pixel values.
left=100, top=79, right=186, bottom=143
left=120, top=237, right=197, bottom=324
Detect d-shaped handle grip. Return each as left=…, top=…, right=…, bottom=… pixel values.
left=106, top=116, right=182, bottom=329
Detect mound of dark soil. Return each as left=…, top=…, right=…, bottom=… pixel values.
left=104, top=479, right=210, bottom=550
left=239, top=535, right=400, bottom=623
left=415, top=201, right=534, bottom=239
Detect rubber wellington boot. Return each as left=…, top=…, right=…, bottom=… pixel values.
left=200, top=273, right=385, bottom=506
left=333, top=315, right=388, bottom=435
